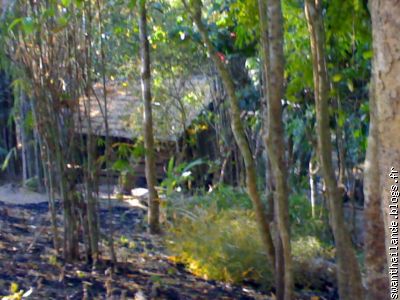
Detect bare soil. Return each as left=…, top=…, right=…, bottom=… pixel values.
left=0, top=190, right=271, bottom=299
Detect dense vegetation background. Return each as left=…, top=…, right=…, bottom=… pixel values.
left=0, top=0, right=398, bottom=299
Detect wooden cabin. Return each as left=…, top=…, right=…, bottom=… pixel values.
left=77, top=77, right=211, bottom=192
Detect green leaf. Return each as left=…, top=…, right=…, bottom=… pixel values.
left=128, top=0, right=137, bottom=10
left=61, top=0, right=71, bottom=7
left=183, top=158, right=205, bottom=172
left=112, top=159, right=130, bottom=172
left=353, top=129, right=361, bottom=139
left=347, top=79, right=354, bottom=92
left=24, top=111, right=34, bottom=131
left=57, top=16, right=69, bottom=27
left=43, top=8, right=56, bottom=18
left=332, top=74, right=342, bottom=82
left=74, top=0, right=84, bottom=8
left=8, top=18, right=23, bottom=32
left=337, top=110, right=346, bottom=127
left=1, top=148, right=16, bottom=171
left=362, top=50, right=373, bottom=59
left=97, top=138, right=105, bottom=147
left=22, top=17, right=35, bottom=35
left=132, top=143, right=145, bottom=158
left=167, top=157, right=175, bottom=174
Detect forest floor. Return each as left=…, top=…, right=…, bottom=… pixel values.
left=0, top=184, right=274, bottom=300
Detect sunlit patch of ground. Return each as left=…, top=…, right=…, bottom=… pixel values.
left=0, top=184, right=47, bottom=205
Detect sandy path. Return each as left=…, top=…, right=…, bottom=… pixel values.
left=0, top=183, right=147, bottom=210
left=0, top=184, right=48, bottom=205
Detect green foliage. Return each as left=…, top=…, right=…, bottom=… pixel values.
left=161, top=157, right=206, bottom=196
left=188, top=185, right=253, bottom=211
left=111, top=141, right=144, bottom=174
left=25, top=176, right=39, bottom=192
left=283, top=0, right=314, bottom=102
left=119, top=235, right=130, bottom=247
left=167, top=202, right=334, bottom=290
left=167, top=208, right=274, bottom=287
left=1, top=147, right=16, bottom=172
left=289, top=194, right=331, bottom=243
left=165, top=185, right=333, bottom=289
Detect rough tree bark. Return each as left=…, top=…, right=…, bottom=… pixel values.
left=304, top=1, right=364, bottom=299
left=258, top=0, right=293, bottom=299
left=365, top=1, right=400, bottom=299
left=139, top=0, right=161, bottom=234
left=363, top=77, right=390, bottom=300
left=183, top=0, right=276, bottom=265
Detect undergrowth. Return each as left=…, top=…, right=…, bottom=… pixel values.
left=165, top=185, right=335, bottom=291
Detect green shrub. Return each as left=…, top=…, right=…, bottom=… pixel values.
left=292, top=236, right=336, bottom=289
left=25, top=176, right=39, bottom=192
left=165, top=188, right=335, bottom=290
left=166, top=185, right=253, bottom=213
left=167, top=208, right=274, bottom=288
left=289, top=193, right=331, bottom=244
left=166, top=204, right=334, bottom=291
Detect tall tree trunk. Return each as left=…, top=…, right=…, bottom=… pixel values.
left=96, top=0, right=117, bottom=264
left=265, top=154, right=284, bottom=299
left=139, top=0, right=160, bottom=234
left=258, top=0, right=293, bottom=299
left=363, top=78, right=390, bottom=300
left=43, top=143, right=60, bottom=254
left=304, top=1, right=364, bottom=300
left=183, top=0, right=276, bottom=267
left=366, top=1, right=400, bottom=299
left=82, top=0, right=99, bottom=263
left=335, top=97, right=346, bottom=189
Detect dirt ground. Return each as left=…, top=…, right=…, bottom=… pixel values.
left=0, top=185, right=273, bottom=300
left=0, top=183, right=48, bottom=205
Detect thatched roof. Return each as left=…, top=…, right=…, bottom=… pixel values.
left=77, top=76, right=210, bottom=142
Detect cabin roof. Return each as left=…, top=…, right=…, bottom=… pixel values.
left=77, top=76, right=210, bottom=142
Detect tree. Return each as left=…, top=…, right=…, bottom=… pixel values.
left=363, top=74, right=390, bottom=300
left=365, top=1, right=400, bottom=299
left=2, top=0, right=109, bottom=262
left=183, top=0, right=276, bottom=266
left=138, top=0, right=161, bottom=234
left=258, top=0, right=293, bottom=299
left=304, top=1, right=364, bottom=299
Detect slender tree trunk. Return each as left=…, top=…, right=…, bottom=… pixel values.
left=335, top=97, right=346, bottom=188
left=95, top=0, right=117, bottom=264
left=258, top=0, right=293, bottom=298
left=33, top=133, right=43, bottom=192
left=43, top=140, right=60, bottom=254
left=183, top=0, right=276, bottom=267
left=365, top=1, right=400, bottom=299
left=18, top=92, right=29, bottom=183
left=304, top=2, right=364, bottom=299
left=139, top=0, right=160, bottom=234
left=82, top=0, right=99, bottom=263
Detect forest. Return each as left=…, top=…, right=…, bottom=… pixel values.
left=0, top=0, right=398, bottom=299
